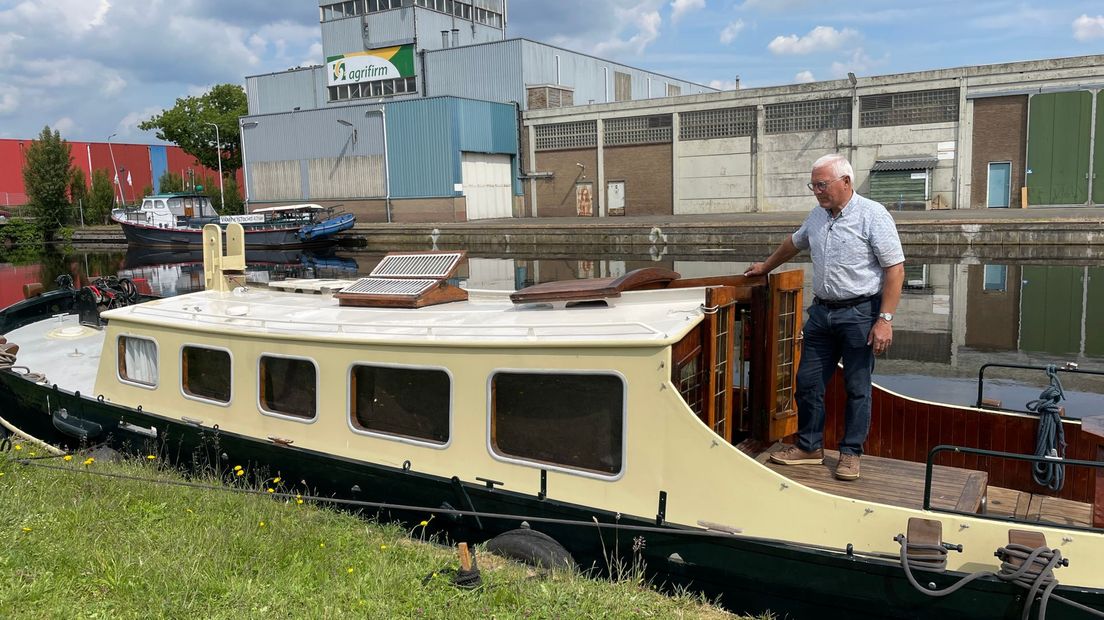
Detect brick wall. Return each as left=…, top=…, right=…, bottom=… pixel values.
left=533, top=148, right=599, bottom=217
left=971, top=96, right=1027, bottom=208
left=603, top=143, right=672, bottom=216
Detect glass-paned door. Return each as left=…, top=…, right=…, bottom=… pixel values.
left=987, top=162, right=1011, bottom=208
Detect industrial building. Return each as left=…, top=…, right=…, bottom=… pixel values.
left=239, top=0, right=715, bottom=221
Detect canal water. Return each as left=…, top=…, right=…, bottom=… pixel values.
left=2, top=245, right=1102, bottom=418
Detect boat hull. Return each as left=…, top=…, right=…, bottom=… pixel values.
left=0, top=371, right=1098, bottom=619
left=116, top=220, right=339, bottom=250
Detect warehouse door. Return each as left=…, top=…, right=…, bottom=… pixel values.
left=869, top=169, right=928, bottom=209
left=1026, top=91, right=1091, bottom=205
left=1094, top=93, right=1104, bottom=205
left=461, top=153, right=513, bottom=220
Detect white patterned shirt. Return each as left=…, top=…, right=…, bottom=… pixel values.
left=791, top=192, right=905, bottom=301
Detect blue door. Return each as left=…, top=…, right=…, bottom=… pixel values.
left=987, top=162, right=1011, bottom=208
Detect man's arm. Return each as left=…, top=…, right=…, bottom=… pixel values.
left=744, top=236, right=800, bottom=277
left=868, top=262, right=904, bottom=353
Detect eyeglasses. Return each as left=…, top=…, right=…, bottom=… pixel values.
left=807, top=176, right=845, bottom=193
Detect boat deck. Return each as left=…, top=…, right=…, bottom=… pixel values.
left=755, top=444, right=1093, bottom=528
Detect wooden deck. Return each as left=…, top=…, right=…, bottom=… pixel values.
left=752, top=444, right=1095, bottom=528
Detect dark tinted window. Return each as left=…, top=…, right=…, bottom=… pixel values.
left=259, top=356, right=316, bottom=419
left=182, top=346, right=231, bottom=403
left=350, top=365, right=450, bottom=443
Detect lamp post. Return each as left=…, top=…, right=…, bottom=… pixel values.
left=107, top=132, right=124, bottom=205
left=205, top=121, right=224, bottom=210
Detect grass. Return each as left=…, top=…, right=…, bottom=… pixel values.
left=0, top=449, right=756, bottom=620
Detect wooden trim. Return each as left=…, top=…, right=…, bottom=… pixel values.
left=509, top=267, right=680, bottom=303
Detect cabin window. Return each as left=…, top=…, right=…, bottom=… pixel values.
left=182, top=346, right=231, bottom=404
left=349, top=364, right=450, bottom=444
left=491, top=372, right=624, bottom=475
left=118, top=335, right=158, bottom=387
left=258, top=355, right=317, bottom=420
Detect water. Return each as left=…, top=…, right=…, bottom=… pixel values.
left=2, top=245, right=1102, bottom=417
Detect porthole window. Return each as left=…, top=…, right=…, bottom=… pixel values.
left=182, top=346, right=231, bottom=403
left=259, top=355, right=317, bottom=419
left=350, top=364, right=450, bottom=443
left=491, top=372, right=624, bottom=475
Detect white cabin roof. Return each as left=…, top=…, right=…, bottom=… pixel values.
left=102, top=285, right=709, bottom=347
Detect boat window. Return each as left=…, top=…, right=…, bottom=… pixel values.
left=259, top=355, right=317, bottom=419
left=350, top=364, right=450, bottom=443
left=491, top=372, right=624, bottom=475
left=118, top=335, right=158, bottom=387
left=182, top=346, right=231, bottom=403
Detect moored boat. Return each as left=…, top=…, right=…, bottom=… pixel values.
left=110, top=193, right=354, bottom=249
left=0, top=225, right=1102, bottom=618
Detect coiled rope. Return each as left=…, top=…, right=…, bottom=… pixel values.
left=895, top=534, right=1103, bottom=619
left=1025, top=365, right=1067, bottom=491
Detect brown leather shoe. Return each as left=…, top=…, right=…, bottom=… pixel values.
left=836, top=453, right=861, bottom=480
left=769, top=444, right=824, bottom=465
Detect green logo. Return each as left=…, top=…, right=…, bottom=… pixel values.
left=333, top=61, right=346, bottom=81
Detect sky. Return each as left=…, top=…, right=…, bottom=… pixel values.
left=1, top=0, right=1102, bottom=144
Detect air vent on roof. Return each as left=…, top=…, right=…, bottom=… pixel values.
left=334, top=251, right=468, bottom=309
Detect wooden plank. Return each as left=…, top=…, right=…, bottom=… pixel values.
left=985, top=486, right=1021, bottom=520
left=1014, top=490, right=1032, bottom=520
left=1037, top=495, right=1093, bottom=528
left=955, top=472, right=988, bottom=513
left=1026, top=494, right=1045, bottom=521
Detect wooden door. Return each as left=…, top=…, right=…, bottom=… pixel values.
left=766, top=270, right=803, bottom=441
left=703, top=286, right=738, bottom=443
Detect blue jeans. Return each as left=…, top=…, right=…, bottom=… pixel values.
left=794, top=297, right=879, bottom=456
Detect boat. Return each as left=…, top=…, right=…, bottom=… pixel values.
left=110, top=193, right=355, bottom=249
left=1, top=224, right=1102, bottom=618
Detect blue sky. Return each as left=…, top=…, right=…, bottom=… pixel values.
left=0, top=0, right=1102, bottom=143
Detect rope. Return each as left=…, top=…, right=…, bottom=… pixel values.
left=895, top=534, right=1104, bottom=619
left=1025, top=365, right=1067, bottom=491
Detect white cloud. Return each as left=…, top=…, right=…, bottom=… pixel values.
left=708, top=78, right=742, bottom=90
left=768, top=25, right=858, bottom=55
left=720, top=20, right=745, bottom=44
left=117, top=107, right=166, bottom=138
left=0, top=91, right=19, bottom=115
left=101, top=74, right=127, bottom=96
left=1073, top=14, right=1104, bottom=41
left=523, top=1, right=668, bottom=60
left=53, top=116, right=78, bottom=135
left=829, top=48, right=885, bottom=78
left=739, top=0, right=811, bottom=10
left=670, top=0, right=704, bottom=23
left=592, top=7, right=664, bottom=57
left=794, top=70, right=815, bottom=83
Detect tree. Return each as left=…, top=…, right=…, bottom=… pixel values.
left=158, top=170, right=185, bottom=193
left=69, top=168, right=88, bottom=226
left=139, top=84, right=246, bottom=175
left=88, top=169, right=116, bottom=225
left=22, top=125, right=75, bottom=239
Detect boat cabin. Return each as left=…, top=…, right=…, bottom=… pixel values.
left=114, top=193, right=219, bottom=228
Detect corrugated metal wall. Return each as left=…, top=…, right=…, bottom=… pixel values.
left=322, top=16, right=370, bottom=57
left=385, top=97, right=459, bottom=198
left=411, top=9, right=503, bottom=50
left=246, top=68, right=325, bottom=116
left=455, top=97, right=520, bottom=194
left=424, top=40, right=524, bottom=105
left=149, top=146, right=168, bottom=193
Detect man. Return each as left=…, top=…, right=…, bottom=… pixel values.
left=744, top=154, right=904, bottom=481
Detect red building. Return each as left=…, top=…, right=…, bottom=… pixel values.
left=0, top=138, right=241, bottom=207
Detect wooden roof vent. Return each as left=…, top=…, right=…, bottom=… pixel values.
left=334, top=251, right=468, bottom=308
left=510, top=267, right=680, bottom=306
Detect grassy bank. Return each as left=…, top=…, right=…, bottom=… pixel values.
left=0, top=450, right=752, bottom=619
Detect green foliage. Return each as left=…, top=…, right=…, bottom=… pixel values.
left=21, top=126, right=75, bottom=240
left=222, top=176, right=244, bottom=215
left=140, top=184, right=154, bottom=199
left=139, top=84, right=246, bottom=175
left=0, top=456, right=747, bottom=620
left=0, top=218, right=45, bottom=260
left=88, top=169, right=116, bottom=225
left=158, top=170, right=185, bottom=193
left=68, top=168, right=88, bottom=225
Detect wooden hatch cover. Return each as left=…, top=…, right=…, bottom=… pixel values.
left=509, top=267, right=680, bottom=304
left=334, top=251, right=468, bottom=308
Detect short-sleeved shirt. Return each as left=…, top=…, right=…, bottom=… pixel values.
left=791, top=192, right=905, bottom=301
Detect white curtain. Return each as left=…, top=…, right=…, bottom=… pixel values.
left=123, top=337, right=158, bottom=385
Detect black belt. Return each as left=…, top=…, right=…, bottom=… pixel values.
left=814, top=295, right=877, bottom=309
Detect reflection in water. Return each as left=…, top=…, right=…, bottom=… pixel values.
left=2, top=247, right=1102, bottom=415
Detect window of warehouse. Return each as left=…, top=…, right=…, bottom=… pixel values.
left=328, top=77, right=417, bottom=102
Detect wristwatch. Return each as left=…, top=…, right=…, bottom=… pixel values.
left=878, top=312, right=894, bottom=322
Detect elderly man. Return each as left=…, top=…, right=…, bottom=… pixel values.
left=745, top=154, right=904, bottom=481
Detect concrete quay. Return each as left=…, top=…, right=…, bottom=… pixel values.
left=69, top=207, right=1104, bottom=261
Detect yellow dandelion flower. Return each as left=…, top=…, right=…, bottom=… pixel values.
left=347, top=567, right=354, bottom=574
left=419, top=520, right=429, bottom=527
left=63, top=455, right=73, bottom=462
left=13, top=445, right=22, bottom=451
left=296, top=498, right=304, bottom=505
left=380, top=544, right=388, bottom=550
left=233, top=465, right=242, bottom=471
left=83, top=457, right=94, bottom=466
left=21, top=527, right=31, bottom=532
left=235, top=470, right=244, bottom=477
left=147, top=455, right=156, bottom=460
left=273, top=477, right=281, bottom=483
left=320, top=542, right=325, bottom=548
left=267, top=488, right=275, bottom=494
left=259, top=521, right=266, bottom=528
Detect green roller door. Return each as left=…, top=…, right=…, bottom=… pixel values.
left=1095, top=93, right=1104, bottom=205
left=1020, top=266, right=1083, bottom=354
left=869, top=169, right=926, bottom=209
left=1087, top=267, right=1104, bottom=356
left=1027, top=91, right=1091, bottom=205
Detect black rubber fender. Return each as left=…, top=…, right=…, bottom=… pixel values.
left=485, top=527, right=576, bottom=570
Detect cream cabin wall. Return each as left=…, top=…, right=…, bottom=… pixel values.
left=93, top=321, right=1104, bottom=586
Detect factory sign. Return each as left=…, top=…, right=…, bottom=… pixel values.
left=327, top=44, right=415, bottom=86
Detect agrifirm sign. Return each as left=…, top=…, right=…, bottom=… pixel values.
left=327, top=45, right=415, bottom=87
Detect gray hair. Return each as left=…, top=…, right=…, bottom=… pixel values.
left=812, top=153, right=854, bottom=181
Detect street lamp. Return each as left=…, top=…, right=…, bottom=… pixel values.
left=205, top=121, right=224, bottom=210
left=107, top=132, right=124, bottom=205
